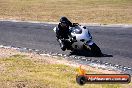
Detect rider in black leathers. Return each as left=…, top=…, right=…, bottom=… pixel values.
left=56, top=17, right=74, bottom=51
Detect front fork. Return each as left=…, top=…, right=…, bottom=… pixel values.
left=85, top=40, right=102, bottom=56
left=84, top=40, right=94, bottom=49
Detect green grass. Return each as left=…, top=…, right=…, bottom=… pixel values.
left=0, top=54, right=131, bottom=88
left=0, top=0, right=132, bottom=24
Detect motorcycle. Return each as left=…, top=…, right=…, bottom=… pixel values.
left=53, top=23, right=103, bottom=57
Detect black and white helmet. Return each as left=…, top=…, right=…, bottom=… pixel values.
left=59, top=17, right=71, bottom=28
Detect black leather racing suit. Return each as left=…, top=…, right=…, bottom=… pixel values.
left=56, top=23, right=73, bottom=51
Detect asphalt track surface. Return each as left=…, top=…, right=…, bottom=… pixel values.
left=0, top=21, right=132, bottom=71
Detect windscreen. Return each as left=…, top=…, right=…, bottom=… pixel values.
left=71, top=26, right=82, bottom=34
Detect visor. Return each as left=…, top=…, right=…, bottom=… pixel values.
left=60, top=21, right=68, bottom=27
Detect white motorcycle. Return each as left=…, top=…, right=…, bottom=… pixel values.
left=53, top=23, right=103, bottom=57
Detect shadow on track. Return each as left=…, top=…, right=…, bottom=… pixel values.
left=69, top=50, right=113, bottom=57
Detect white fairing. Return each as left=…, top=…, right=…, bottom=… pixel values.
left=70, top=25, right=93, bottom=49
left=70, top=26, right=92, bottom=41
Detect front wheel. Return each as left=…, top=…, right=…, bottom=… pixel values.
left=89, top=43, right=103, bottom=57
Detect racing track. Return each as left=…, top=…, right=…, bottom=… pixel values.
left=0, top=21, right=132, bottom=73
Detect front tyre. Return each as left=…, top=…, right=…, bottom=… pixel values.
left=89, top=43, right=103, bottom=57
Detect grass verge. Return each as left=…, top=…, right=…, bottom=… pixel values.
left=0, top=54, right=131, bottom=88
left=0, top=0, right=132, bottom=24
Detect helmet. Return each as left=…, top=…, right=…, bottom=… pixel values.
left=60, top=17, right=69, bottom=22
left=59, top=17, right=69, bottom=28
